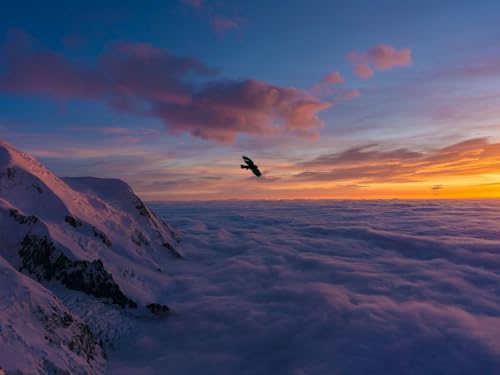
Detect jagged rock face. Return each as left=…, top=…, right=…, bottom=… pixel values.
left=19, top=235, right=137, bottom=308
left=36, top=305, right=104, bottom=363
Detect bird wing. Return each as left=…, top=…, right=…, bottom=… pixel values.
left=251, top=167, right=262, bottom=177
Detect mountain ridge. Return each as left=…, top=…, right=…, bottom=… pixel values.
left=0, top=140, right=181, bottom=374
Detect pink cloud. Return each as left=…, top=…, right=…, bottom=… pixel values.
left=153, top=80, right=331, bottom=143
left=0, top=31, right=330, bottom=144
left=348, top=44, right=412, bottom=79
left=312, top=71, right=360, bottom=101
left=321, top=71, right=344, bottom=85
left=353, top=64, right=373, bottom=79
left=312, top=71, right=346, bottom=96
left=366, top=45, right=411, bottom=70
left=340, top=89, right=361, bottom=100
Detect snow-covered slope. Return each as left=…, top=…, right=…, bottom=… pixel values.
left=0, top=140, right=181, bottom=374
left=0, top=256, right=105, bottom=375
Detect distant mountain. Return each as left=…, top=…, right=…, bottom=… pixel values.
left=0, top=140, right=181, bottom=374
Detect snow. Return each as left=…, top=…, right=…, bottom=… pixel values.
left=0, top=140, right=181, bottom=374
left=0, top=255, right=105, bottom=375
left=0, top=140, right=180, bottom=304
left=107, top=200, right=500, bottom=375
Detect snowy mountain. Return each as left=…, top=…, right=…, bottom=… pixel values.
left=0, top=140, right=181, bottom=374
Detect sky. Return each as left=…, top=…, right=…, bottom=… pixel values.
left=1, top=0, right=500, bottom=200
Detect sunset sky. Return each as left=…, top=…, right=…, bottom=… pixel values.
left=1, top=0, right=500, bottom=200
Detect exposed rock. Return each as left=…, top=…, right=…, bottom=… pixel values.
left=19, top=235, right=137, bottom=308
left=9, top=208, right=39, bottom=224
left=65, top=215, right=83, bottom=228
left=6, top=167, right=16, bottom=179
left=32, top=183, right=43, bottom=194
left=36, top=305, right=104, bottom=363
left=163, top=242, right=183, bottom=259
left=135, top=197, right=150, bottom=218
left=92, top=226, right=112, bottom=247
left=131, top=229, right=149, bottom=247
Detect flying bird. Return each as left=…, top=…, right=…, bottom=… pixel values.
left=241, top=156, right=262, bottom=177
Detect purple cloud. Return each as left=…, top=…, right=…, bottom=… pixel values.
left=0, top=31, right=330, bottom=144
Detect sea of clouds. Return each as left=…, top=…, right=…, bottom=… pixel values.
left=107, top=200, right=500, bottom=375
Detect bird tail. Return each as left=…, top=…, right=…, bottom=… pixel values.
left=240, top=165, right=249, bottom=169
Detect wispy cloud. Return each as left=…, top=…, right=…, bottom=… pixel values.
left=294, top=138, right=500, bottom=184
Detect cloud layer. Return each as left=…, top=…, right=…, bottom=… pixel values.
left=107, top=200, right=500, bottom=374
left=0, top=31, right=330, bottom=143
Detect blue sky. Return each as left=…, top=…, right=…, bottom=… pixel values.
left=1, top=0, right=500, bottom=199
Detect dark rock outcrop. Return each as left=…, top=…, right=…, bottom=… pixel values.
left=6, top=167, right=16, bottom=179
left=64, top=215, right=82, bottom=228
left=131, top=229, right=149, bottom=247
left=32, top=183, right=43, bottom=194
left=92, top=226, right=112, bottom=247
left=134, top=196, right=151, bottom=218
left=9, top=208, right=39, bottom=225
left=163, top=242, right=183, bottom=259
left=19, top=235, right=136, bottom=308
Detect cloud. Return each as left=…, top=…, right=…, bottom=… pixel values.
left=341, top=89, right=361, bottom=100
left=0, top=31, right=330, bottom=144
left=353, top=63, right=373, bottom=79
left=117, top=200, right=500, bottom=373
left=301, top=144, right=423, bottom=167
left=312, top=71, right=360, bottom=100
left=364, top=45, right=412, bottom=70
left=152, top=79, right=331, bottom=143
left=321, top=71, right=344, bottom=85
left=294, top=138, right=500, bottom=184
left=348, top=44, right=412, bottom=79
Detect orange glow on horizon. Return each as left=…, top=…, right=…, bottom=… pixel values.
left=139, top=142, right=500, bottom=201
